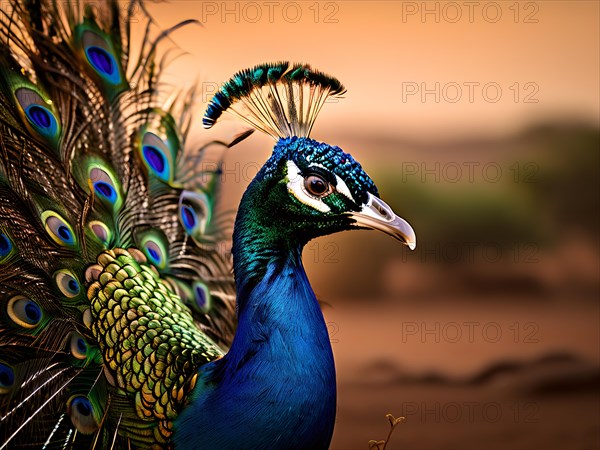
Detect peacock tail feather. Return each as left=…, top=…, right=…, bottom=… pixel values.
left=0, top=1, right=236, bottom=447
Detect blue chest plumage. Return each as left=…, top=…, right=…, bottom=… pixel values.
left=174, top=255, right=337, bottom=449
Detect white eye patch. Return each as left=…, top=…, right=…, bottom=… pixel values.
left=286, top=160, right=330, bottom=212
left=285, top=160, right=357, bottom=212
left=306, top=162, right=355, bottom=202
left=333, top=173, right=354, bottom=202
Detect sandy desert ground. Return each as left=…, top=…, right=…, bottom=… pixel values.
left=325, top=299, right=599, bottom=450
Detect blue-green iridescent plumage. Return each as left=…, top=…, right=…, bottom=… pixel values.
left=175, top=246, right=337, bottom=449
left=0, top=1, right=415, bottom=448
left=173, top=136, right=382, bottom=448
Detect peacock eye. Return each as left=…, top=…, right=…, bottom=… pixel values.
left=67, top=395, right=98, bottom=433
left=55, top=270, right=81, bottom=298
left=0, top=363, right=15, bottom=393
left=304, top=174, right=331, bottom=198
left=69, top=332, right=89, bottom=360
left=7, top=296, right=42, bottom=328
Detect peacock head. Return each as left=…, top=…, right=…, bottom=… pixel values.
left=204, top=62, right=415, bottom=249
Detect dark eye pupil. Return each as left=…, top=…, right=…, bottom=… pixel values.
left=77, top=338, right=87, bottom=353
left=57, top=225, right=71, bottom=240
left=307, top=176, right=327, bottom=195
left=68, top=279, right=78, bottom=292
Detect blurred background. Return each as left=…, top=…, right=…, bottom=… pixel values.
left=142, top=1, right=599, bottom=448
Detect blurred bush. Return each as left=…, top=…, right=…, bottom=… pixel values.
left=306, top=122, right=600, bottom=300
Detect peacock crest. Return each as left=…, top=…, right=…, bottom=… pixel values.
left=203, top=62, right=346, bottom=139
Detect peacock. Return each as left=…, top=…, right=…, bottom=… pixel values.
left=0, top=1, right=416, bottom=448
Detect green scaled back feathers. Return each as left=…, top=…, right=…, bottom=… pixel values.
left=0, top=1, right=236, bottom=448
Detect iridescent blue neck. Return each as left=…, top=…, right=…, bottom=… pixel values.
left=174, top=184, right=337, bottom=449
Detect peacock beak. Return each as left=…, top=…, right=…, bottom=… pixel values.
left=349, top=192, right=416, bottom=250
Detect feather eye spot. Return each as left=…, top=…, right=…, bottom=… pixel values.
left=80, top=30, right=123, bottom=88
left=147, top=245, right=160, bottom=264
left=55, top=271, right=81, bottom=298
left=94, top=182, right=111, bottom=197
left=76, top=338, right=87, bottom=353
left=0, top=234, right=10, bottom=252
left=181, top=205, right=197, bottom=230
left=25, top=104, right=59, bottom=136
left=0, top=363, right=14, bottom=393
left=192, top=282, right=211, bottom=312
left=15, top=88, right=60, bottom=140
left=144, top=241, right=163, bottom=267
left=25, top=303, right=41, bottom=322
left=58, top=225, right=72, bottom=241
left=86, top=47, right=115, bottom=76
left=7, top=296, right=43, bottom=328
left=69, top=333, right=89, bottom=360
left=89, top=221, right=112, bottom=245
left=178, top=191, right=210, bottom=236
left=195, top=286, right=207, bottom=308
left=26, top=105, right=51, bottom=127
left=88, top=167, right=121, bottom=208
left=139, top=233, right=168, bottom=270
left=93, top=181, right=117, bottom=202
left=68, top=395, right=98, bottom=433
left=43, top=212, right=77, bottom=247
left=75, top=397, right=91, bottom=415
left=139, top=131, right=177, bottom=182
left=0, top=233, right=13, bottom=260
left=142, top=145, right=167, bottom=175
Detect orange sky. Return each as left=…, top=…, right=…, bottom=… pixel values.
left=142, top=0, right=599, bottom=140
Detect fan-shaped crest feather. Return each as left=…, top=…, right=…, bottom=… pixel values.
left=203, top=62, right=346, bottom=139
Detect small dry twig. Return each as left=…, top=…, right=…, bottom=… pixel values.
left=368, top=413, right=406, bottom=450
